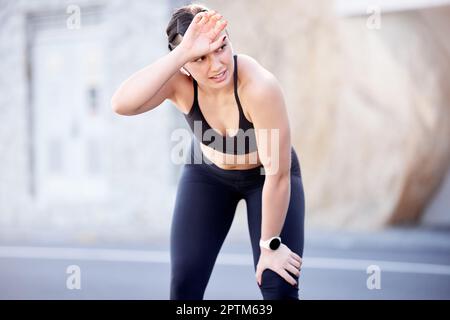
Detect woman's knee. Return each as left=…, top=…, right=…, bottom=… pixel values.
left=170, top=256, right=213, bottom=300
left=170, top=270, right=206, bottom=300
left=258, top=269, right=299, bottom=300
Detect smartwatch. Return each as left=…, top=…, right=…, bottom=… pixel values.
left=259, top=236, right=281, bottom=250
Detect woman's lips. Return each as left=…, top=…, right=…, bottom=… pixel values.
left=210, top=70, right=227, bottom=82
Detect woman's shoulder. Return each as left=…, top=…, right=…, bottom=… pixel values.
left=237, top=53, right=273, bottom=83
left=237, top=54, right=282, bottom=107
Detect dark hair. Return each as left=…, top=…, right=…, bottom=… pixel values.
left=166, top=3, right=209, bottom=52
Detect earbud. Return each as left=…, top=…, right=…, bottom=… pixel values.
left=181, top=67, right=191, bottom=77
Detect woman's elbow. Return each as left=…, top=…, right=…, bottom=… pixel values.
left=111, top=95, right=133, bottom=116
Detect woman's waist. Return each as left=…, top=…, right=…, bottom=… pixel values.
left=199, top=143, right=262, bottom=170
left=189, top=137, right=301, bottom=178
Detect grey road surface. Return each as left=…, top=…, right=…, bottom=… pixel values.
left=1, top=228, right=450, bottom=300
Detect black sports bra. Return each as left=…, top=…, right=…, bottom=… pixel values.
left=183, top=54, right=258, bottom=155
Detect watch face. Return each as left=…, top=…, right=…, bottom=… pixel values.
left=269, top=238, right=281, bottom=250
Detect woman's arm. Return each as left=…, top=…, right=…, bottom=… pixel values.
left=246, top=71, right=292, bottom=240
left=111, top=46, right=191, bottom=116
left=111, top=10, right=227, bottom=116
left=243, top=68, right=301, bottom=286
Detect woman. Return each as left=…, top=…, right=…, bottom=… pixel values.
left=111, top=3, right=305, bottom=300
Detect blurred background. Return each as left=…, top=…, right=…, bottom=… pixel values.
left=0, top=0, right=449, bottom=299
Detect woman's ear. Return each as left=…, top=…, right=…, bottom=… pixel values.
left=180, top=67, right=191, bottom=77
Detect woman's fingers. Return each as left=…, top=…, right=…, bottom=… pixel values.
left=213, top=19, right=227, bottom=35
left=210, top=12, right=222, bottom=22
left=210, top=15, right=223, bottom=30
left=291, top=253, right=302, bottom=263
left=205, top=13, right=223, bottom=31
left=194, top=12, right=203, bottom=23
left=209, top=34, right=226, bottom=51
left=208, top=17, right=226, bottom=42
left=289, top=257, right=301, bottom=269
left=197, top=12, right=209, bottom=26
left=285, top=263, right=301, bottom=277
left=194, top=11, right=225, bottom=35
left=198, top=11, right=224, bottom=31
left=201, top=11, right=217, bottom=26
left=277, top=268, right=297, bottom=286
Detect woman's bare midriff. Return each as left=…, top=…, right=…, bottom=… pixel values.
left=200, top=143, right=262, bottom=170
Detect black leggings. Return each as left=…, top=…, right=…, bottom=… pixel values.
left=170, top=138, right=305, bottom=300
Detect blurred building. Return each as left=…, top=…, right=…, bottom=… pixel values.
left=0, top=0, right=190, bottom=242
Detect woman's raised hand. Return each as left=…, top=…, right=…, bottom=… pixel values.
left=178, top=10, right=228, bottom=60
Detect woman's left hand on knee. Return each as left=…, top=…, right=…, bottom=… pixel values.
left=255, top=244, right=302, bottom=286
